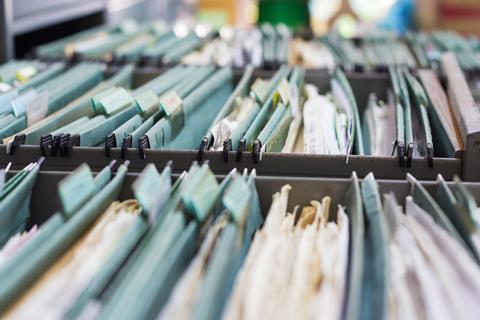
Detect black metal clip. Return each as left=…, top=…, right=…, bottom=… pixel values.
left=60, top=134, right=80, bottom=157
left=426, top=143, right=434, bottom=169
left=105, top=133, right=117, bottom=158
left=52, top=134, right=63, bottom=156
left=236, top=138, right=246, bottom=162
left=252, top=139, right=262, bottom=164
left=7, top=134, right=26, bottom=155
left=395, top=141, right=406, bottom=168
left=138, top=135, right=150, bottom=160
left=406, top=143, right=414, bottom=168
left=121, top=135, right=133, bottom=160
left=40, top=134, right=53, bottom=157
left=222, top=138, right=232, bottom=162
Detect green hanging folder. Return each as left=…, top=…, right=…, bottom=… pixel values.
left=209, top=169, right=238, bottom=221
left=191, top=222, right=240, bottom=320
left=360, top=173, right=388, bottom=320
left=0, top=163, right=128, bottom=313
left=73, top=21, right=144, bottom=60
left=451, top=177, right=480, bottom=229
left=99, top=167, right=190, bottom=306
left=143, top=68, right=233, bottom=151
left=434, top=175, right=480, bottom=263
left=1, top=63, right=107, bottom=144
left=113, top=32, right=158, bottom=63
left=407, top=173, right=467, bottom=247
left=35, top=25, right=106, bottom=59
left=77, top=107, right=137, bottom=147
left=275, top=24, right=290, bottom=65
left=65, top=164, right=173, bottom=319
left=13, top=64, right=134, bottom=146
left=404, top=71, right=434, bottom=166
left=37, top=63, right=105, bottom=115
left=142, top=33, right=187, bottom=65
left=332, top=68, right=365, bottom=156
left=0, top=164, right=112, bottom=286
left=106, top=114, right=143, bottom=149
left=0, top=116, right=26, bottom=140
left=343, top=172, right=365, bottom=320
left=237, top=65, right=291, bottom=154
left=417, top=69, right=463, bottom=158
left=243, top=171, right=264, bottom=253
left=133, top=66, right=213, bottom=149
left=182, top=164, right=221, bottom=221
left=252, top=67, right=304, bottom=161
left=100, top=212, right=187, bottom=319
left=101, top=164, right=219, bottom=319
left=116, top=66, right=195, bottom=150
left=16, top=62, right=66, bottom=93
left=199, top=65, right=254, bottom=155
left=388, top=66, right=406, bottom=164
left=141, top=220, right=198, bottom=319
left=0, top=162, right=41, bottom=246
left=398, top=68, right=414, bottom=164
left=260, top=24, right=276, bottom=67
left=162, top=34, right=204, bottom=65
left=192, top=172, right=261, bottom=320
left=133, top=63, right=190, bottom=93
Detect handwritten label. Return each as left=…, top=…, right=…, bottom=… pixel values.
left=26, top=91, right=49, bottom=126
left=159, top=90, right=183, bottom=117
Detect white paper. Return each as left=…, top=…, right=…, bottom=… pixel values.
left=26, top=91, right=49, bottom=126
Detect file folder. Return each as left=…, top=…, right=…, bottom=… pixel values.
left=0, top=161, right=42, bottom=246
left=0, top=162, right=128, bottom=313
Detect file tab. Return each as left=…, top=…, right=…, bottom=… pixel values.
left=223, top=175, right=251, bottom=225
left=58, top=164, right=95, bottom=218
left=98, top=88, right=134, bottom=115
left=182, top=165, right=220, bottom=221
left=159, top=90, right=182, bottom=117
left=135, top=90, right=159, bottom=116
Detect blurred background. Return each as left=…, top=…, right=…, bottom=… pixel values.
left=0, top=0, right=479, bottom=62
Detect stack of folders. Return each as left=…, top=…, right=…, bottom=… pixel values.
left=0, top=159, right=42, bottom=248
left=407, top=30, right=480, bottom=72
left=0, top=161, right=263, bottom=320
left=323, top=32, right=418, bottom=71
left=4, top=62, right=462, bottom=166
left=382, top=67, right=463, bottom=166
left=0, top=60, right=57, bottom=91
left=199, top=65, right=364, bottom=161
left=200, top=64, right=461, bottom=165
left=1, top=63, right=134, bottom=155
left=35, top=19, right=211, bottom=65
left=2, top=162, right=480, bottom=319
left=289, top=37, right=336, bottom=70
left=0, top=61, right=107, bottom=145
left=3, top=65, right=233, bottom=158
left=225, top=173, right=480, bottom=320
left=182, top=23, right=290, bottom=69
